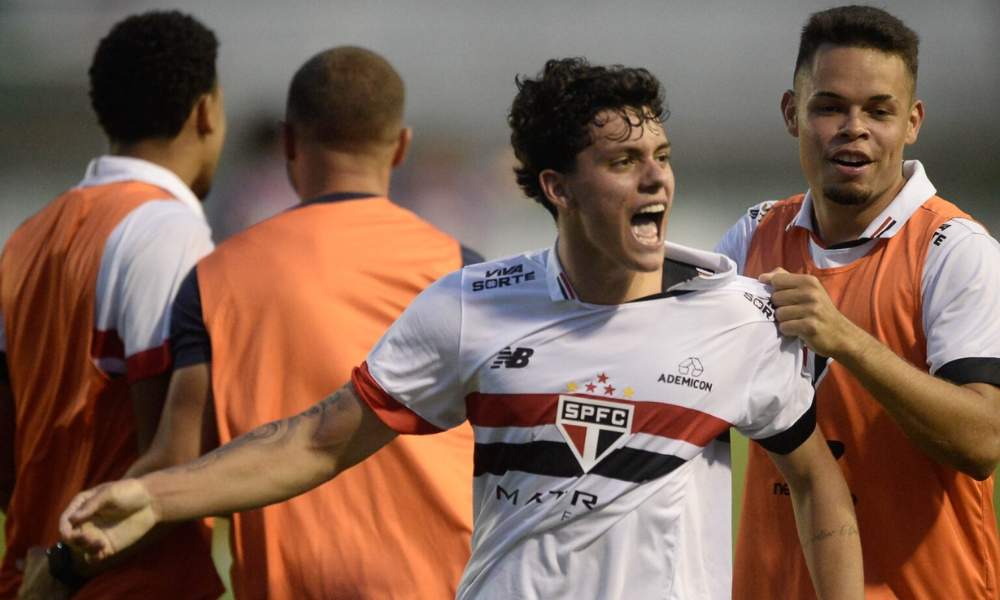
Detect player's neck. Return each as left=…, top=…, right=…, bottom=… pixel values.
left=109, top=138, right=206, bottom=196
left=811, top=182, right=903, bottom=247
left=292, top=153, right=391, bottom=203
left=556, top=242, right=662, bottom=305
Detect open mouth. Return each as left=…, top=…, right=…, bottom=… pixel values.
left=630, top=203, right=666, bottom=246
left=829, top=151, right=873, bottom=172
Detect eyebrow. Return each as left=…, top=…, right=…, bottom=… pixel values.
left=812, top=91, right=896, bottom=103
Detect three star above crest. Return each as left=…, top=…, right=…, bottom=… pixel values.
left=565, top=373, right=635, bottom=399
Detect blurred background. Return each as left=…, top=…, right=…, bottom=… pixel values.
left=2, top=0, right=998, bottom=595
left=2, top=0, right=997, bottom=256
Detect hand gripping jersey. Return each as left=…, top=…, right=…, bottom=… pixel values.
left=180, top=194, right=477, bottom=600
left=718, top=161, right=1000, bottom=600
left=352, top=242, right=816, bottom=600
left=0, top=157, right=222, bottom=600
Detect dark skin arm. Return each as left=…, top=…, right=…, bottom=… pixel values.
left=129, top=371, right=172, bottom=456
left=0, top=377, right=15, bottom=514
left=127, top=363, right=218, bottom=478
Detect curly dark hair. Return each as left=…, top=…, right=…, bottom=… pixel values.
left=508, top=58, right=667, bottom=219
left=89, top=10, right=219, bottom=144
left=795, top=6, right=919, bottom=93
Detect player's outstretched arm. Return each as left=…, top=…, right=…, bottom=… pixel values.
left=767, top=427, right=863, bottom=600
left=60, top=381, right=397, bottom=562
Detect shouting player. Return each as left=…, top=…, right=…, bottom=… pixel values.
left=61, top=58, right=863, bottom=600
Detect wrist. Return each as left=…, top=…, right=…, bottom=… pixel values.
left=825, top=318, right=872, bottom=365
left=136, top=475, right=166, bottom=524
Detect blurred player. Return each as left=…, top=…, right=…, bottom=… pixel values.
left=716, top=6, right=1000, bottom=599
left=61, top=58, right=863, bottom=600
left=0, top=11, right=226, bottom=600
left=128, top=46, right=479, bottom=600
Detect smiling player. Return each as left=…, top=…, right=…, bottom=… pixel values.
left=716, top=6, right=1000, bottom=600
left=60, top=58, right=863, bottom=600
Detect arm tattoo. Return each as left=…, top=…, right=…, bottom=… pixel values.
left=181, top=385, right=355, bottom=473
left=806, top=523, right=859, bottom=547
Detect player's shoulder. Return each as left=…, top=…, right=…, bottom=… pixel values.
left=713, top=275, right=780, bottom=324
left=461, top=248, right=548, bottom=294
left=123, top=198, right=210, bottom=238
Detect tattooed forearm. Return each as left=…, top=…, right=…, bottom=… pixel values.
left=806, top=523, right=859, bottom=547
left=180, top=384, right=357, bottom=473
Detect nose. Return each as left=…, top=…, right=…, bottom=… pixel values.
left=838, top=107, right=870, bottom=140
left=639, top=156, right=671, bottom=193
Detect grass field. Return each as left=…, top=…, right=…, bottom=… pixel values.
left=4, top=437, right=998, bottom=599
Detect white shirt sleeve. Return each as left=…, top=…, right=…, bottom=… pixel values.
left=922, top=218, right=1000, bottom=379
left=735, top=321, right=815, bottom=449
left=363, top=270, right=468, bottom=431
left=94, top=200, right=214, bottom=381
left=714, top=202, right=775, bottom=275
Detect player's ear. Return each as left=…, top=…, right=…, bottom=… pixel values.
left=540, top=169, right=573, bottom=212
left=194, top=83, right=223, bottom=138
left=280, top=121, right=297, bottom=162
left=390, top=127, right=412, bottom=168
left=781, top=89, right=799, bottom=138
left=906, top=99, right=924, bottom=145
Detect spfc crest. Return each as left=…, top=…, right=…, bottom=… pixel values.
left=556, top=396, right=634, bottom=473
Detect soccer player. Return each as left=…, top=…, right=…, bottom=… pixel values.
left=128, top=46, right=479, bottom=600
left=60, top=58, right=864, bottom=600
left=716, top=6, right=1000, bottom=600
left=0, top=11, right=226, bottom=600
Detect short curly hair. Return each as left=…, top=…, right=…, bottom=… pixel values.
left=89, top=11, right=219, bottom=144
left=508, top=58, right=667, bottom=219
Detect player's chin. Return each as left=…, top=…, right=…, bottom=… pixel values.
left=630, top=249, right=665, bottom=273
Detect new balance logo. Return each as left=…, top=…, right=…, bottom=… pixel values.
left=491, top=347, right=534, bottom=369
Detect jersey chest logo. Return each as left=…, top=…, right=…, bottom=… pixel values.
left=556, top=396, right=634, bottom=473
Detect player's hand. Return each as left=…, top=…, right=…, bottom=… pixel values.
left=15, top=547, right=70, bottom=600
left=58, top=479, right=157, bottom=563
left=759, top=268, right=862, bottom=358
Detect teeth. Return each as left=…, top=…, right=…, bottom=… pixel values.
left=636, top=204, right=666, bottom=214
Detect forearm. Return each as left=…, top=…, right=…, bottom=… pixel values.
left=1, top=379, right=15, bottom=514
left=142, top=383, right=393, bottom=523
left=142, top=400, right=340, bottom=521
left=788, top=472, right=863, bottom=600
left=833, top=325, right=1000, bottom=478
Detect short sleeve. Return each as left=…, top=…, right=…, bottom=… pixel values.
left=922, top=219, right=1000, bottom=386
left=714, top=202, right=775, bottom=275
left=170, top=267, right=212, bottom=369
left=97, top=201, right=214, bottom=382
left=735, top=322, right=816, bottom=455
left=354, top=270, right=467, bottom=433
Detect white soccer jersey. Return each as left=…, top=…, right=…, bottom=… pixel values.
left=0, top=156, right=214, bottom=381
left=715, top=160, right=1000, bottom=377
left=353, top=242, right=815, bottom=600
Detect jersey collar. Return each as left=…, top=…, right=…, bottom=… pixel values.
left=787, top=160, right=936, bottom=241
left=545, top=240, right=738, bottom=303
left=79, top=156, right=205, bottom=219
